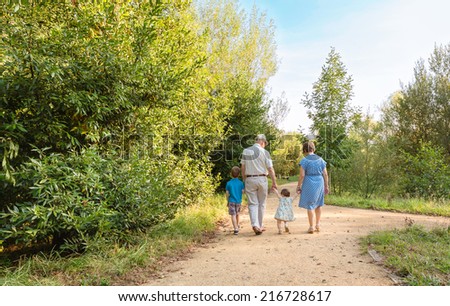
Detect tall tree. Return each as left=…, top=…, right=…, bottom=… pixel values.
left=301, top=47, right=357, bottom=189
left=195, top=0, right=277, bottom=88
left=194, top=0, right=279, bottom=186
left=382, top=43, right=450, bottom=156
left=380, top=44, right=450, bottom=198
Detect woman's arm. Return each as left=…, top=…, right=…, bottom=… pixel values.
left=297, top=166, right=305, bottom=194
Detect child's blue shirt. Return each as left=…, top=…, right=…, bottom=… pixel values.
left=226, top=178, right=244, bottom=204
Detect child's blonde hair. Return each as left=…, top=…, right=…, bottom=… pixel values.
left=231, top=166, right=240, bottom=178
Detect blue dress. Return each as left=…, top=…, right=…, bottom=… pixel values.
left=298, top=154, right=327, bottom=210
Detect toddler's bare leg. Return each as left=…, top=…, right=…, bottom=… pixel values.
left=277, top=220, right=282, bottom=234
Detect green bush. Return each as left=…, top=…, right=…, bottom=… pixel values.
left=0, top=148, right=214, bottom=251
left=1, top=148, right=114, bottom=249
left=401, top=143, right=450, bottom=199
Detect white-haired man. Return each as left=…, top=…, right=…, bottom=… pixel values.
left=241, top=134, right=278, bottom=235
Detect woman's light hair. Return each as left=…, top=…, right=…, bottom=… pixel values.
left=302, top=141, right=315, bottom=153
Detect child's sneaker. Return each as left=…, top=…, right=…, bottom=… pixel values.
left=285, top=226, right=290, bottom=233
left=233, top=230, right=239, bottom=235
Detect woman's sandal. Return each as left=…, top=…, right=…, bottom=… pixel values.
left=307, top=227, right=314, bottom=234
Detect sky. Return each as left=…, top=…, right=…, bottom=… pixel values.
left=239, top=0, right=450, bottom=133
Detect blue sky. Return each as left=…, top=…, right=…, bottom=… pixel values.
left=239, top=0, right=450, bottom=132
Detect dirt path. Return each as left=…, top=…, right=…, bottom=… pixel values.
left=144, top=182, right=450, bottom=286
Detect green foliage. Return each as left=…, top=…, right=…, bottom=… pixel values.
left=0, top=148, right=205, bottom=250
left=401, top=142, right=450, bottom=199
left=269, top=175, right=299, bottom=186
left=334, top=113, right=399, bottom=197
left=193, top=0, right=279, bottom=188
left=363, top=225, right=450, bottom=285
left=272, top=133, right=304, bottom=177
left=1, top=194, right=227, bottom=285
left=327, top=194, right=450, bottom=217
left=1, top=148, right=114, bottom=248
left=382, top=43, right=450, bottom=156
left=210, top=78, right=277, bottom=189
left=2, top=2, right=136, bottom=157
left=348, top=44, right=450, bottom=199
left=196, top=0, right=278, bottom=88
left=1, top=0, right=277, bottom=255
left=302, top=47, right=355, bottom=136
left=0, top=0, right=220, bottom=171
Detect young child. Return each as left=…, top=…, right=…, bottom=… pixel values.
left=273, top=188, right=298, bottom=234
left=225, top=166, right=245, bottom=235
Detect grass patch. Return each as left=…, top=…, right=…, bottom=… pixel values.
left=326, top=194, right=450, bottom=217
left=362, top=225, right=450, bottom=285
left=270, top=175, right=299, bottom=186
left=0, top=195, right=227, bottom=286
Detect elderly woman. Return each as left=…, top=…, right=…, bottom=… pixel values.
left=296, top=141, right=329, bottom=233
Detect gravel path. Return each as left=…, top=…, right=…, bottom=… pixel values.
left=144, top=183, right=450, bottom=286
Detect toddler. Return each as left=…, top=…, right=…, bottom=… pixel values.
left=273, top=188, right=297, bottom=234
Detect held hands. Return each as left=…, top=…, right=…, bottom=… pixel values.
left=271, top=186, right=280, bottom=198
left=271, top=184, right=278, bottom=192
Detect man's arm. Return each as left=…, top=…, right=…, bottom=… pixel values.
left=241, top=164, right=246, bottom=180
left=268, top=167, right=277, bottom=191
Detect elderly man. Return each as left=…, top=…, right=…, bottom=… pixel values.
left=241, top=134, right=277, bottom=235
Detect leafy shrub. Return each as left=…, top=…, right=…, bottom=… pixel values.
left=104, top=156, right=182, bottom=234
left=1, top=149, right=114, bottom=249
left=0, top=148, right=214, bottom=251
left=401, top=143, right=450, bottom=199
